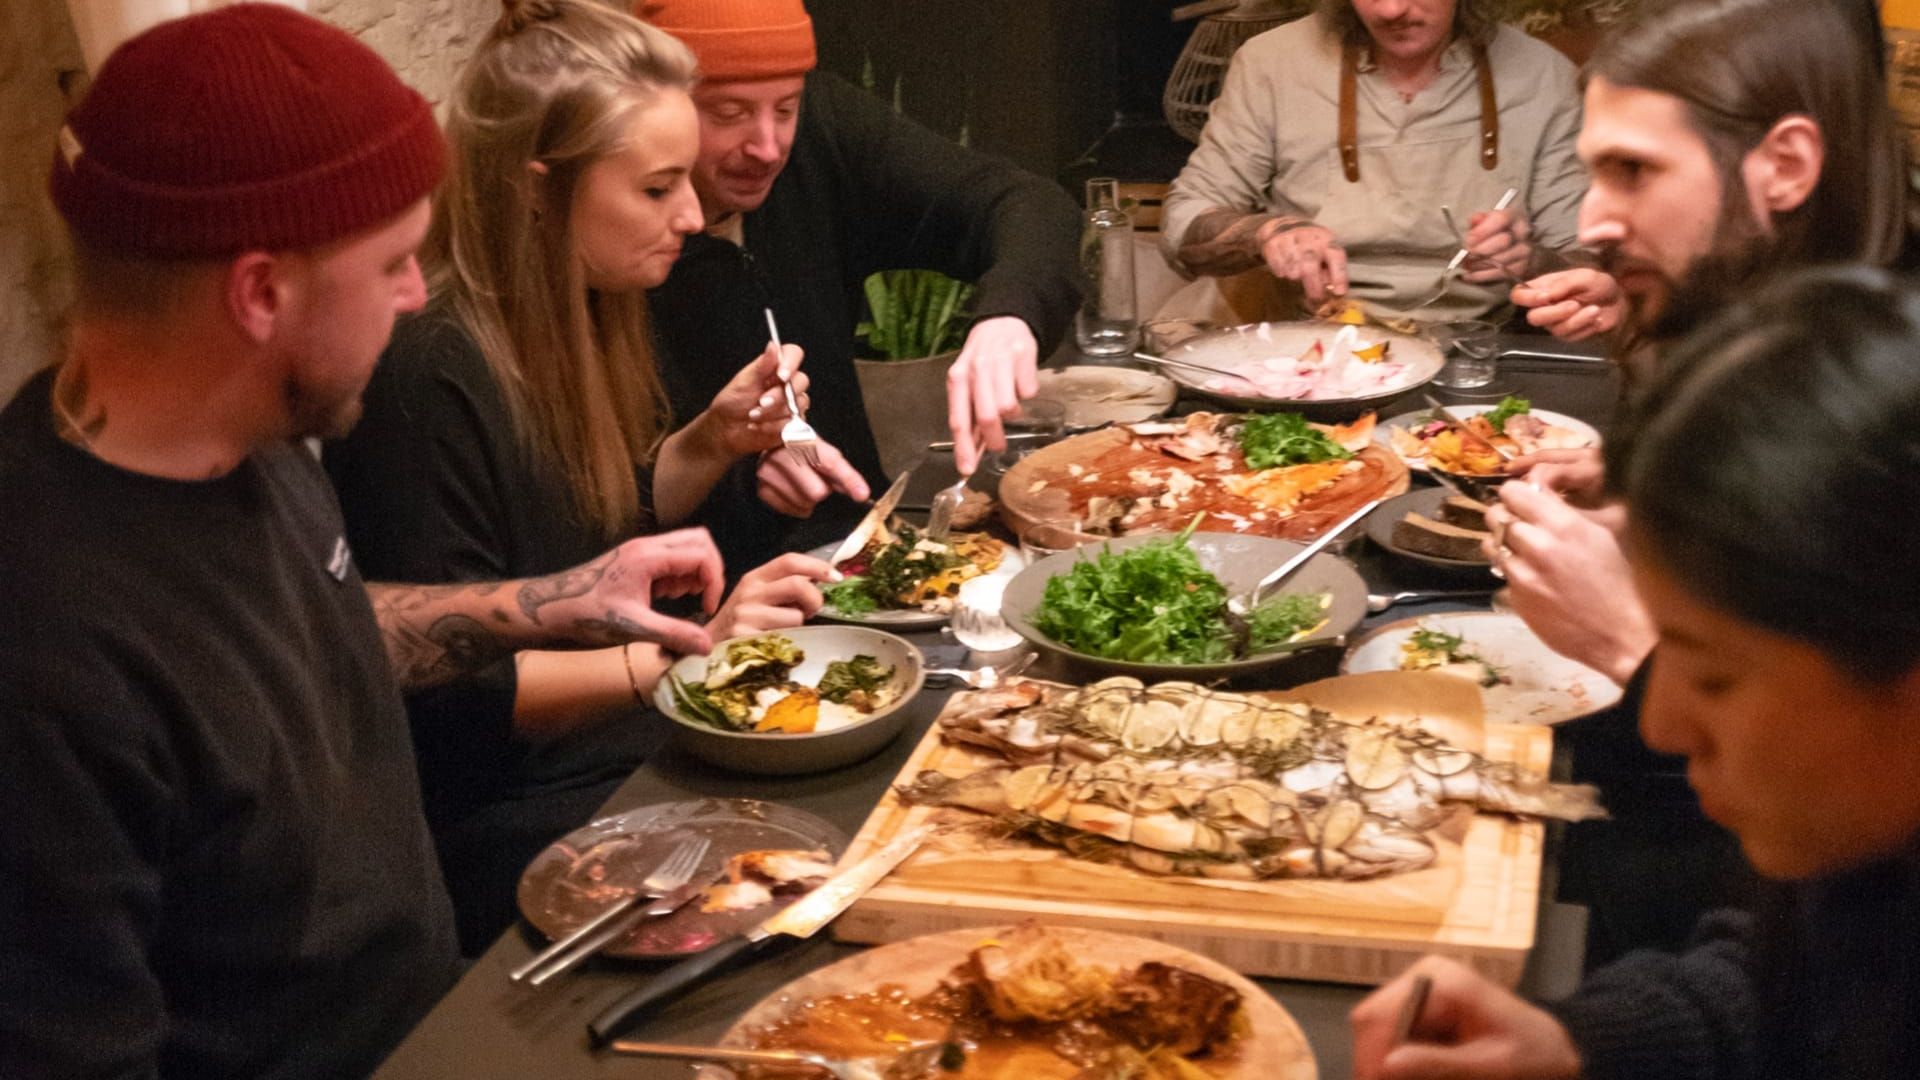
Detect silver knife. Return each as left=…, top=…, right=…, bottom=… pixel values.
left=587, top=824, right=936, bottom=1047
left=1424, top=394, right=1514, bottom=463
left=523, top=877, right=712, bottom=987
left=827, top=470, right=913, bottom=568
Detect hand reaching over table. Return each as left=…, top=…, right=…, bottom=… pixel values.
left=1260, top=222, right=1350, bottom=308
left=1463, top=208, right=1534, bottom=285
left=756, top=442, right=870, bottom=517
left=1485, top=481, right=1653, bottom=685
left=1505, top=446, right=1607, bottom=509
left=946, top=315, right=1040, bottom=475
left=1350, top=957, right=1582, bottom=1080
left=1512, top=268, right=1627, bottom=342
left=707, top=552, right=835, bottom=640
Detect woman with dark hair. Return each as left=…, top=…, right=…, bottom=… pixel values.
left=1350, top=265, right=1920, bottom=1079
left=1158, top=0, right=1588, bottom=324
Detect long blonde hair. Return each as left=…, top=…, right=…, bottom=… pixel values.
left=430, top=0, right=696, bottom=538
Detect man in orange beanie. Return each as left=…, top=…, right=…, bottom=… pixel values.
left=638, top=0, right=1081, bottom=573
left=0, top=6, right=732, bottom=1077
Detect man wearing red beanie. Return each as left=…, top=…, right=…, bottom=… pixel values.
left=0, top=6, right=730, bottom=1078
left=638, top=0, right=1082, bottom=574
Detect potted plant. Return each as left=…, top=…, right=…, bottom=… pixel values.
left=851, top=268, right=977, bottom=477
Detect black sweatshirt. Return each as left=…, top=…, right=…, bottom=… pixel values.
left=648, top=70, right=1082, bottom=572
left=0, top=370, right=460, bottom=1080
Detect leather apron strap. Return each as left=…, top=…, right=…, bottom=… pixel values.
left=1338, top=40, right=1499, bottom=183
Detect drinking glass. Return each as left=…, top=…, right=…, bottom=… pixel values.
left=983, top=398, right=1066, bottom=477
left=949, top=575, right=1025, bottom=652
left=1427, top=319, right=1500, bottom=389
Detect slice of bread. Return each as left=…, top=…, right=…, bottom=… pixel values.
left=1438, top=494, right=1491, bottom=531
left=1393, top=512, right=1491, bottom=562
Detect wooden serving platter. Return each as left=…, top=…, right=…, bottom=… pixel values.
left=833, top=675, right=1550, bottom=988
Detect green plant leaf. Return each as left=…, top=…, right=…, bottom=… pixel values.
left=857, top=270, right=979, bottom=360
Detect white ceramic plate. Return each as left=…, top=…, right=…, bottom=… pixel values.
left=1341, top=612, right=1622, bottom=724
left=1034, top=365, right=1178, bottom=429
left=1158, top=320, right=1445, bottom=412
left=809, top=540, right=1025, bottom=629
left=1376, top=404, right=1601, bottom=473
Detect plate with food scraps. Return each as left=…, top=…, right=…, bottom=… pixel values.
left=1033, top=365, right=1179, bottom=430
left=516, top=797, right=849, bottom=959
left=657, top=627, right=926, bottom=775
left=1341, top=612, right=1622, bottom=725
left=1377, top=398, right=1600, bottom=474
left=811, top=525, right=1024, bottom=630
left=1156, top=320, right=1445, bottom=415
left=1364, top=487, right=1497, bottom=572
left=1001, top=525, right=1367, bottom=682
left=707, top=923, right=1317, bottom=1080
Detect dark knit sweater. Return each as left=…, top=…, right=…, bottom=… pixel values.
left=323, top=311, right=664, bottom=953
left=0, top=369, right=461, bottom=1080
left=648, top=69, right=1081, bottom=572
left=1550, top=837, right=1920, bottom=1079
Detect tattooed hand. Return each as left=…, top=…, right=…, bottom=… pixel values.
left=516, top=528, right=724, bottom=655
left=366, top=528, right=727, bottom=690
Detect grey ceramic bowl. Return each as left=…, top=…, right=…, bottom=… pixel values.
left=654, top=626, right=925, bottom=776
left=1001, top=531, right=1367, bottom=683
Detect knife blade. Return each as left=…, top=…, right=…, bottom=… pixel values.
left=586, top=824, right=936, bottom=1047
left=827, top=470, right=913, bottom=568
left=523, top=877, right=713, bottom=988
left=1423, top=394, right=1513, bottom=463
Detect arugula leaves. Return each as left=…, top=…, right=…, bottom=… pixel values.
left=1483, top=395, right=1532, bottom=434
left=1033, top=523, right=1330, bottom=664
left=1236, top=413, right=1354, bottom=470
left=819, top=655, right=893, bottom=707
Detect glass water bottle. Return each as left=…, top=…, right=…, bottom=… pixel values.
left=1074, top=177, right=1139, bottom=356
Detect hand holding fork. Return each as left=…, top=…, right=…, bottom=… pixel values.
left=764, top=309, right=821, bottom=470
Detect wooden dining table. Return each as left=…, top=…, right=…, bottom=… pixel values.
left=373, top=337, right=1620, bottom=1080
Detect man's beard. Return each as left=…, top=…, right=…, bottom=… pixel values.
left=286, top=375, right=364, bottom=441
left=1615, top=176, right=1778, bottom=347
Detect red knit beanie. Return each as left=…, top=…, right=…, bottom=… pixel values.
left=635, top=0, right=817, bottom=81
left=49, top=3, right=445, bottom=258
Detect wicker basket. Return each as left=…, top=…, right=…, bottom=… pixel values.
left=1163, top=0, right=1313, bottom=143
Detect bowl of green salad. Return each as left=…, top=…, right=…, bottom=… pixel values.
left=1000, top=519, right=1368, bottom=683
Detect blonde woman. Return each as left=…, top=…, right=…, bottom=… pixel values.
left=323, top=0, right=849, bottom=950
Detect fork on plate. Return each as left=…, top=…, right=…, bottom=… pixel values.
left=509, top=834, right=711, bottom=985
left=763, top=308, right=822, bottom=470
left=925, top=472, right=969, bottom=542
left=609, top=1037, right=955, bottom=1080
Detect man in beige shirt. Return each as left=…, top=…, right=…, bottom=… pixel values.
left=1161, top=0, right=1586, bottom=324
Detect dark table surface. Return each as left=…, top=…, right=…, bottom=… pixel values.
left=374, top=341, right=1619, bottom=1080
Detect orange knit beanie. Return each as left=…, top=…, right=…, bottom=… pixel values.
left=634, top=0, right=816, bottom=81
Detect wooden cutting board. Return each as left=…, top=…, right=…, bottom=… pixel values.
left=832, top=673, right=1549, bottom=988
left=998, top=424, right=1409, bottom=543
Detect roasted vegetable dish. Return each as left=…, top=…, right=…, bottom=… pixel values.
left=1399, top=626, right=1510, bottom=688
left=669, top=634, right=900, bottom=734
left=824, top=521, right=1007, bottom=615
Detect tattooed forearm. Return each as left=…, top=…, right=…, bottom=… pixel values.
left=1176, top=209, right=1308, bottom=277
left=367, top=582, right=516, bottom=690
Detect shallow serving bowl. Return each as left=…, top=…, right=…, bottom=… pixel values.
left=1000, top=531, right=1367, bottom=683
left=653, top=625, right=925, bottom=776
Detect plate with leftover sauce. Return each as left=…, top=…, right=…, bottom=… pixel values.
left=1033, top=365, right=1179, bottom=429
left=712, top=923, right=1316, bottom=1080
left=1377, top=398, right=1600, bottom=474
left=517, top=798, right=848, bottom=959
left=1157, top=320, right=1444, bottom=414
left=1341, top=612, right=1621, bottom=725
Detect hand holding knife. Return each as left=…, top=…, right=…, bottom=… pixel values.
left=587, top=824, right=937, bottom=1047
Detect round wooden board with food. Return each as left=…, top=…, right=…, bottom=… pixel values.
left=718, top=924, right=1317, bottom=1080
left=999, top=412, right=1409, bottom=543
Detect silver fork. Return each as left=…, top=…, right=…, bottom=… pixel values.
left=609, top=1038, right=952, bottom=1080
left=1410, top=189, right=1518, bottom=312
left=509, top=834, right=710, bottom=984
left=763, top=308, right=822, bottom=470
left=926, top=651, right=1036, bottom=689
